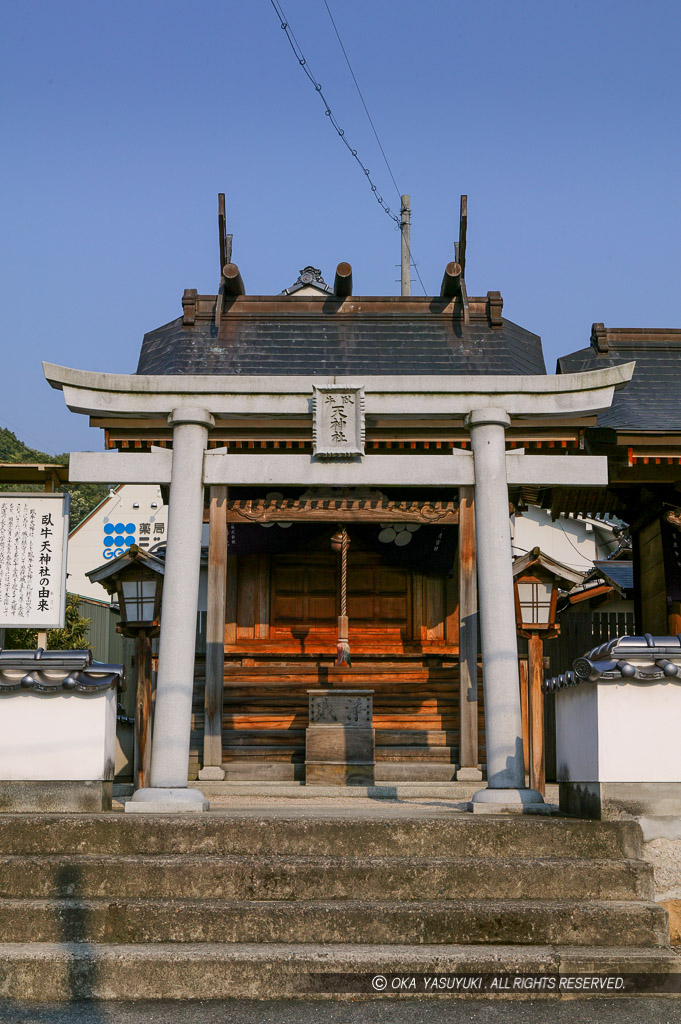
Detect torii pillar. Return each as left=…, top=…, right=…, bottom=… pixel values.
left=466, top=409, right=537, bottom=808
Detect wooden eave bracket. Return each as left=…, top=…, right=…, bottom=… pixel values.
left=486, top=290, right=503, bottom=329
left=182, top=288, right=198, bottom=326
left=666, top=508, right=681, bottom=533
left=591, top=322, right=610, bottom=353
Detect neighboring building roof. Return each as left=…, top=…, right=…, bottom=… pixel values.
left=591, top=560, right=634, bottom=593
left=0, top=463, right=68, bottom=486
left=136, top=295, right=546, bottom=377
left=69, top=485, right=122, bottom=538
left=557, top=325, right=681, bottom=431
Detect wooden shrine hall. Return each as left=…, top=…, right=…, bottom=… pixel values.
left=47, top=197, right=632, bottom=811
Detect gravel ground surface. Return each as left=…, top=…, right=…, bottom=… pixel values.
left=2, top=998, right=681, bottom=1024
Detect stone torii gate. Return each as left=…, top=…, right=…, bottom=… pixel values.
left=44, top=361, right=634, bottom=813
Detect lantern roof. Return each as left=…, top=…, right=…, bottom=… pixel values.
left=512, top=546, right=584, bottom=589
left=86, top=544, right=165, bottom=595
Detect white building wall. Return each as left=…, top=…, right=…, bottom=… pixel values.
left=67, top=485, right=168, bottom=599
left=512, top=506, right=618, bottom=574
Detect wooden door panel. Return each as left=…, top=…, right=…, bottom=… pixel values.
left=347, top=595, right=376, bottom=621
left=348, top=567, right=374, bottom=592
left=274, top=596, right=303, bottom=620
left=308, top=596, right=336, bottom=620
left=274, top=568, right=306, bottom=593
left=377, top=569, right=408, bottom=593
left=377, top=596, right=409, bottom=621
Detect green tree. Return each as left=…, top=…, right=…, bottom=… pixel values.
left=0, top=427, right=108, bottom=528
left=3, top=593, right=91, bottom=651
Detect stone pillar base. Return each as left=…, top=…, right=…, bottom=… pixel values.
left=457, top=766, right=484, bottom=782
left=469, top=786, right=545, bottom=814
left=198, top=766, right=226, bottom=781
left=125, top=787, right=209, bottom=813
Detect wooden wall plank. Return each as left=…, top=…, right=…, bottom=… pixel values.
left=225, top=552, right=237, bottom=645
left=256, top=553, right=270, bottom=639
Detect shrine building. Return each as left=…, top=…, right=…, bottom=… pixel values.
left=45, top=198, right=632, bottom=812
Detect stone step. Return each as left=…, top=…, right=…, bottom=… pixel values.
left=0, top=814, right=643, bottom=860
left=0, top=855, right=654, bottom=902
left=0, top=942, right=678, bottom=1001
left=0, top=898, right=668, bottom=947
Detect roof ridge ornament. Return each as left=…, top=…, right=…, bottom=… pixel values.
left=282, top=266, right=333, bottom=296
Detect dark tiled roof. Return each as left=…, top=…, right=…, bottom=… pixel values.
left=558, top=327, right=681, bottom=431
left=592, top=560, right=634, bottom=593
left=136, top=307, right=545, bottom=377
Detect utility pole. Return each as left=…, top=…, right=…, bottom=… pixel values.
left=400, top=194, right=411, bottom=296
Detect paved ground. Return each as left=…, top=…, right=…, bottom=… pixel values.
left=2, top=998, right=681, bottom=1024
left=113, top=797, right=560, bottom=815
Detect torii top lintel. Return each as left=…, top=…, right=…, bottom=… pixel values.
left=43, top=362, right=635, bottom=421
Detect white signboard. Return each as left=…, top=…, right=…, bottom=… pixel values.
left=312, top=385, right=366, bottom=458
left=0, top=493, right=70, bottom=629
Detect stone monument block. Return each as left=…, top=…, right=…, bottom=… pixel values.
left=306, top=689, right=375, bottom=786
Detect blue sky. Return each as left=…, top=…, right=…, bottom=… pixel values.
left=2, top=0, right=680, bottom=454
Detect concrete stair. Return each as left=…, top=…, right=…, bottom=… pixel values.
left=0, top=812, right=676, bottom=1000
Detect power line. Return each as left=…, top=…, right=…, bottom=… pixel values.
left=322, top=0, right=427, bottom=296
left=322, top=0, right=400, bottom=198
left=271, top=0, right=399, bottom=225
left=0, top=414, right=60, bottom=458
left=555, top=516, right=600, bottom=565
left=270, top=0, right=427, bottom=294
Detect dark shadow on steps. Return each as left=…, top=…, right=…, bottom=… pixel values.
left=54, top=862, right=106, bottom=1015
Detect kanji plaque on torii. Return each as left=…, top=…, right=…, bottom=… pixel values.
left=312, top=385, right=365, bottom=457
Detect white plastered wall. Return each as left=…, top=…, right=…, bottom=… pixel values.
left=67, top=484, right=168, bottom=599
left=512, top=505, right=618, bottom=573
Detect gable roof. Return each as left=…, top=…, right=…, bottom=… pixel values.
left=557, top=325, right=681, bottom=431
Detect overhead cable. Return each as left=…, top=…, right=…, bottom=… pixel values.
left=270, top=0, right=401, bottom=227
left=322, top=0, right=427, bottom=295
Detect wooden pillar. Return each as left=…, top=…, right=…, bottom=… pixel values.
left=457, top=486, right=480, bottom=777
left=200, top=485, right=228, bottom=779
left=518, top=657, right=530, bottom=775
left=527, top=633, right=546, bottom=796
left=668, top=601, right=681, bottom=636
left=134, top=630, right=153, bottom=790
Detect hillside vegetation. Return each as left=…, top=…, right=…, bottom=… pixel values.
left=0, top=428, right=108, bottom=527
